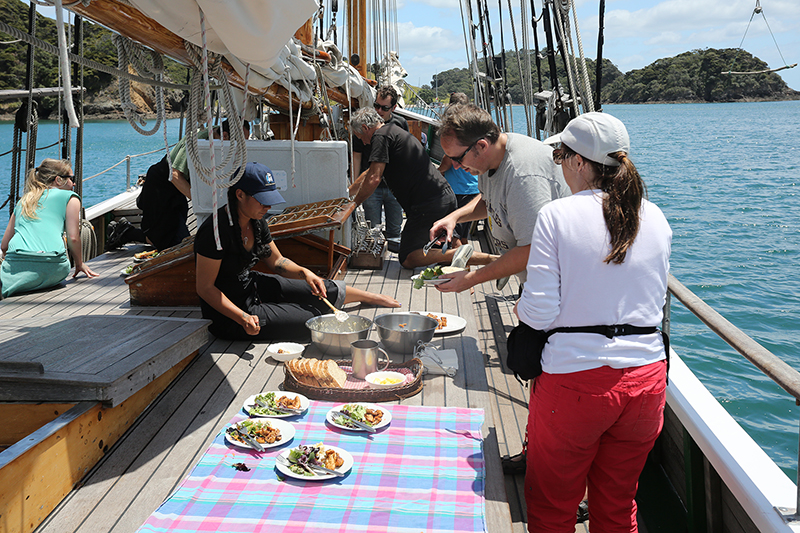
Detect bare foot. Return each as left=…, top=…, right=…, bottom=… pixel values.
left=344, top=287, right=401, bottom=308
left=367, top=293, right=401, bottom=307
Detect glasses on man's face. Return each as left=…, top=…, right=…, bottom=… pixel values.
left=451, top=138, right=482, bottom=165
left=373, top=102, right=392, bottom=112
left=61, top=175, right=75, bottom=181
left=551, top=148, right=574, bottom=165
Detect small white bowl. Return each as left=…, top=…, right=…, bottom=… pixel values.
left=267, top=342, right=305, bottom=362
left=365, top=371, right=407, bottom=389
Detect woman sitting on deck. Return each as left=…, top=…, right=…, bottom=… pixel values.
left=195, top=162, right=400, bottom=341
left=1, top=159, right=99, bottom=299
left=515, top=113, right=671, bottom=532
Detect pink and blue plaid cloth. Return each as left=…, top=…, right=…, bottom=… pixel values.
left=138, top=402, right=487, bottom=532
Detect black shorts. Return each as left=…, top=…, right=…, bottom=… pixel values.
left=398, top=189, right=457, bottom=264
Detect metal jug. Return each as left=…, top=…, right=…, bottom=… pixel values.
left=350, top=339, right=390, bottom=379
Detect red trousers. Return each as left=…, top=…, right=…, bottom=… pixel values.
left=525, top=361, right=667, bottom=533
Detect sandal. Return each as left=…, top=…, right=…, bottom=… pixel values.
left=576, top=500, right=589, bottom=523
left=500, top=451, right=526, bottom=475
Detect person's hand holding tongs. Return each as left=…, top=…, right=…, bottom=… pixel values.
left=423, top=230, right=449, bottom=256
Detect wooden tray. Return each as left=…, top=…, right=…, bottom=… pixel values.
left=283, top=358, right=423, bottom=402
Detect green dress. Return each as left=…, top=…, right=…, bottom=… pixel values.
left=1, top=188, right=78, bottom=298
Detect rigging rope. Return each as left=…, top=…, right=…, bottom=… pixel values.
left=726, top=0, right=795, bottom=74
left=54, top=0, right=79, bottom=128
left=0, top=20, right=191, bottom=91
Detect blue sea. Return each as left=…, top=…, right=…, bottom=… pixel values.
left=2, top=102, right=800, bottom=480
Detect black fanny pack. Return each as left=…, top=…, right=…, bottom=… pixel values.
left=505, top=323, right=669, bottom=383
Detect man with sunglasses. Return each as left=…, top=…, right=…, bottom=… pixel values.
left=431, top=104, right=569, bottom=294
left=431, top=103, right=569, bottom=474
left=348, top=106, right=498, bottom=269
left=352, top=86, right=408, bottom=248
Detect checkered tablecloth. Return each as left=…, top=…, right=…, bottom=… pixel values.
left=138, top=402, right=486, bottom=533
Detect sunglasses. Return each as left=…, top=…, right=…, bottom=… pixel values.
left=373, top=102, right=392, bottom=112
left=451, top=138, right=482, bottom=165
left=60, top=174, right=76, bottom=181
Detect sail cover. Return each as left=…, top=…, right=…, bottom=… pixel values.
left=128, top=0, right=318, bottom=72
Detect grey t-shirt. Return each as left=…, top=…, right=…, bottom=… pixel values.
left=478, top=132, right=570, bottom=283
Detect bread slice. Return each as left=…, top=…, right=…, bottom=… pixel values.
left=312, top=359, right=331, bottom=387
left=303, top=358, right=323, bottom=387
left=323, top=360, right=348, bottom=388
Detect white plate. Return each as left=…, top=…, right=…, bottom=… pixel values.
left=119, top=267, right=133, bottom=277
left=415, top=312, right=467, bottom=335
left=276, top=444, right=354, bottom=480
left=242, top=391, right=309, bottom=418
left=410, top=274, right=450, bottom=286
left=326, top=403, right=392, bottom=432
left=224, top=418, right=295, bottom=450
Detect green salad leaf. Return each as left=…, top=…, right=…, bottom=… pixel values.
left=413, top=266, right=444, bottom=289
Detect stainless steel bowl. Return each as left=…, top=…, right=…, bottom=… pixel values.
left=374, top=313, right=438, bottom=354
left=305, top=314, right=373, bottom=356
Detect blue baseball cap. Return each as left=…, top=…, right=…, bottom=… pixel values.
left=233, top=162, right=286, bottom=206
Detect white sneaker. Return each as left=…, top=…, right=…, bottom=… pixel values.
left=451, top=244, right=473, bottom=269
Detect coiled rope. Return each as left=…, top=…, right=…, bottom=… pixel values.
left=182, top=9, right=248, bottom=249
left=113, top=34, right=166, bottom=136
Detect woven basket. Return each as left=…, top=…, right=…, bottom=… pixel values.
left=283, top=358, right=423, bottom=402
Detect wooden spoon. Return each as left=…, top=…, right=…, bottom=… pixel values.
left=321, top=296, right=349, bottom=322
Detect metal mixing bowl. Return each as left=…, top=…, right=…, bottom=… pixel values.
left=305, top=314, right=373, bottom=356
left=374, top=313, right=438, bottom=354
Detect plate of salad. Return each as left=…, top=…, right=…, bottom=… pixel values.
left=276, top=443, right=354, bottom=480
left=242, top=391, right=309, bottom=417
left=326, top=403, right=392, bottom=431
left=224, top=418, right=294, bottom=450
left=411, top=266, right=465, bottom=289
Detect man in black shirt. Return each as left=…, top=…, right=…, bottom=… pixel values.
left=353, top=86, right=406, bottom=244
left=349, top=107, right=498, bottom=269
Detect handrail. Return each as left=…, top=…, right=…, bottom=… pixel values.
left=668, top=273, right=800, bottom=403
left=668, top=272, right=800, bottom=520
left=83, top=144, right=176, bottom=183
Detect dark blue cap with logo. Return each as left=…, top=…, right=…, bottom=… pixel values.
left=233, top=162, right=286, bottom=206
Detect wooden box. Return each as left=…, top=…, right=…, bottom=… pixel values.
left=349, top=242, right=387, bottom=270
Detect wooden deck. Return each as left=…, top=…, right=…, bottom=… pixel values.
left=0, top=227, right=592, bottom=532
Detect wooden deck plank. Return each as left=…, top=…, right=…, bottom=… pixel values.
left=35, top=337, right=233, bottom=533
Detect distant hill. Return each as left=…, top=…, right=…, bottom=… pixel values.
left=420, top=48, right=798, bottom=105
left=603, top=48, right=799, bottom=103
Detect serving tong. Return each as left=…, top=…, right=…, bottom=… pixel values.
left=275, top=454, right=345, bottom=477
left=330, top=410, right=377, bottom=433
left=422, top=230, right=449, bottom=256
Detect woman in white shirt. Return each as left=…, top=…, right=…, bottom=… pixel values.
left=515, top=112, right=672, bottom=532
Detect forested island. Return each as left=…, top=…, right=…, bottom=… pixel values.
left=1, top=0, right=797, bottom=121
left=421, top=48, right=798, bottom=105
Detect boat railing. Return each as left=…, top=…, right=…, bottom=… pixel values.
left=665, top=273, right=800, bottom=518
left=83, top=144, right=175, bottom=190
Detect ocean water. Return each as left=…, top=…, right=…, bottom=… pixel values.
left=2, top=103, right=800, bottom=479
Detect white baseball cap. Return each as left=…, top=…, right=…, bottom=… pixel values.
left=543, top=112, right=630, bottom=167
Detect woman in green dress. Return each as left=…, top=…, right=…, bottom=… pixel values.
left=1, top=159, right=99, bottom=298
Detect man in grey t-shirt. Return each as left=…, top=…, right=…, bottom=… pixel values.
left=431, top=104, right=569, bottom=293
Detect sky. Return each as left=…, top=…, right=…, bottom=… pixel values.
left=393, top=0, right=800, bottom=92
left=23, top=0, right=800, bottom=92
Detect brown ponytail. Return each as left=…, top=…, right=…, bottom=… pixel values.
left=590, top=152, right=646, bottom=264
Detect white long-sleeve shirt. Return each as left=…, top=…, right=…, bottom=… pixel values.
left=516, top=190, right=672, bottom=374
